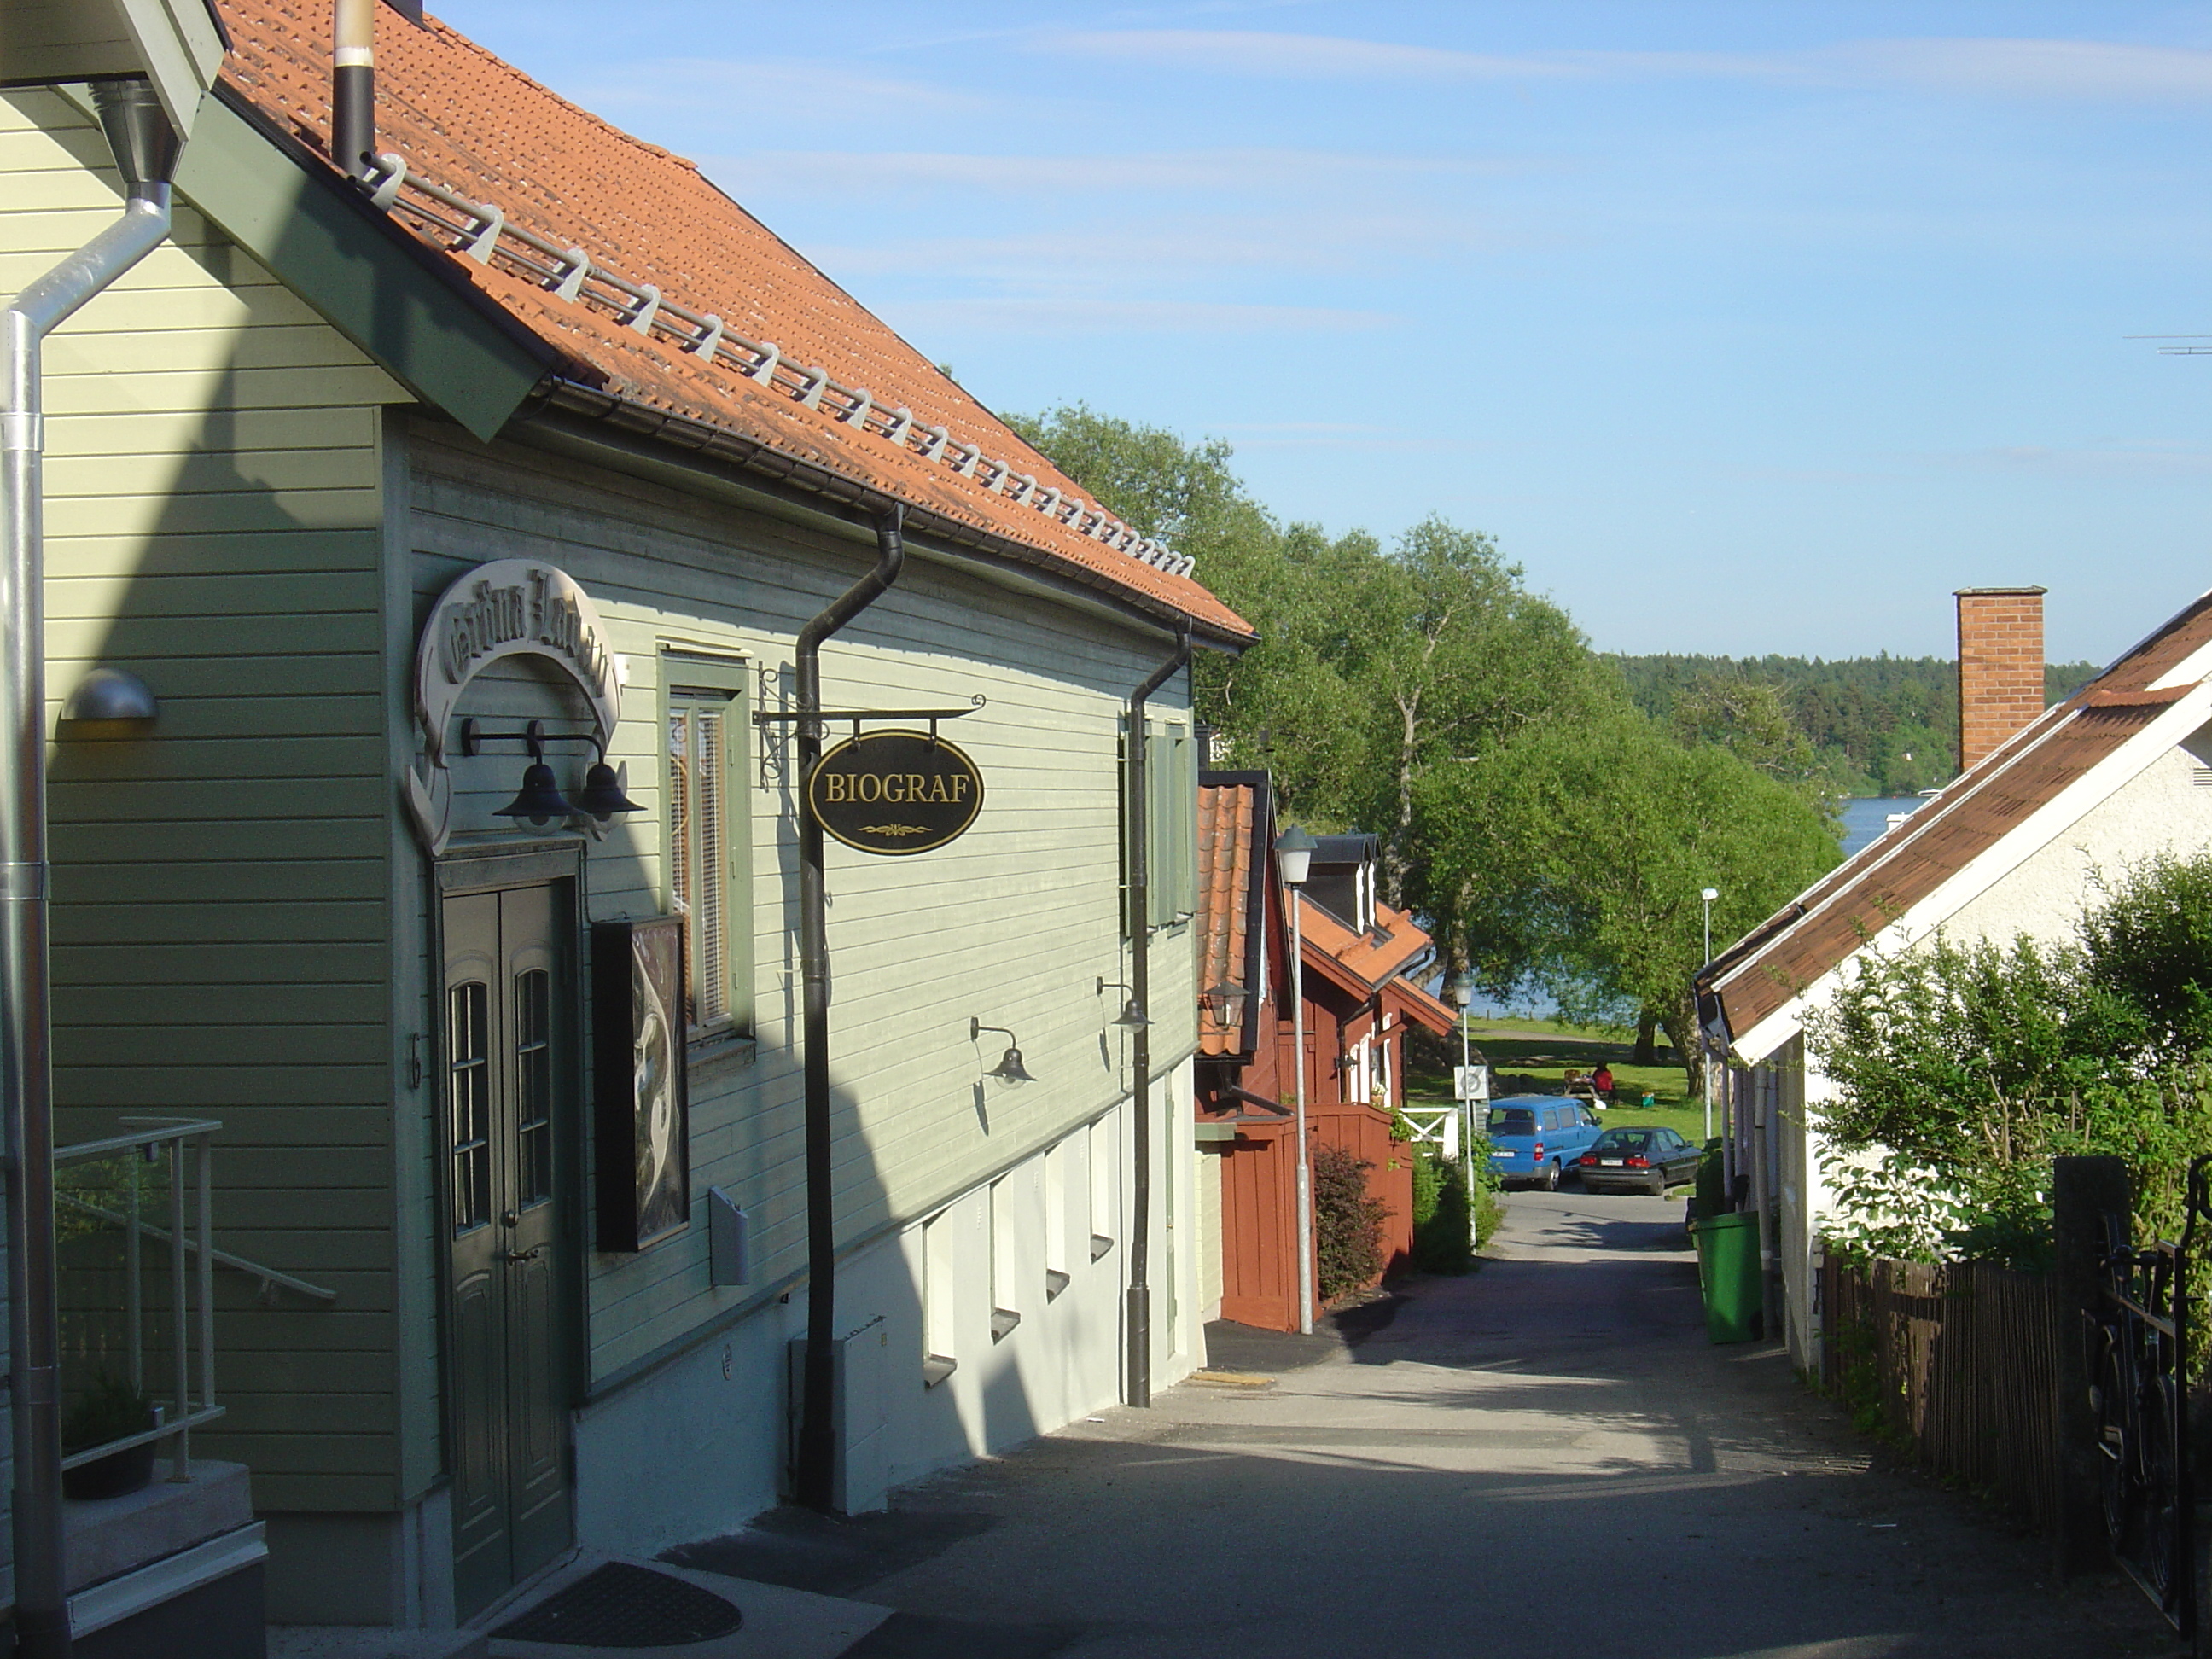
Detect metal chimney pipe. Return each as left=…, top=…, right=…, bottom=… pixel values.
left=333, top=0, right=377, bottom=178
left=3, top=78, right=178, bottom=1659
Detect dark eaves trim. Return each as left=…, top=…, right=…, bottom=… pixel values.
left=533, top=376, right=1251, bottom=653
left=195, top=79, right=562, bottom=439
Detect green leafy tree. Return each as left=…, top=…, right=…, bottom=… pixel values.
left=2079, top=850, right=2212, bottom=1062
left=1010, top=405, right=1598, bottom=963
left=1422, top=706, right=1840, bottom=1089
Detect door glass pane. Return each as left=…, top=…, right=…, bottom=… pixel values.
left=515, top=969, right=553, bottom=1209
left=449, top=981, right=492, bottom=1236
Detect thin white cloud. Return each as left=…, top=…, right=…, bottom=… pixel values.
left=701, top=147, right=1540, bottom=200
left=1033, top=30, right=2212, bottom=104
left=1842, top=38, right=2212, bottom=101
left=1920, top=440, right=2212, bottom=480
left=884, top=298, right=1395, bottom=335
left=566, top=56, right=994, bottom=132
left=1038, top=31, right=1602, bottom=81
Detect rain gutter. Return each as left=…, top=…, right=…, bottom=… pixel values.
left=525, top=379, right=1249, bottom=653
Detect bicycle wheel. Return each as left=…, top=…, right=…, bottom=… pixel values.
left=2095, top=1331, right=2134, bottom=1552
left=2140, top=1374, right=2183, bottom=1603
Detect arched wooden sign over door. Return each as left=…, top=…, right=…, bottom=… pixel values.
left=404, top=561, right=622, bottom=853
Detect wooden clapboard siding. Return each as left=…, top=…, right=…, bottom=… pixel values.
left=408, top=428, right=1199, bottom=1381
left=2, top=88, right=415, bottom=1511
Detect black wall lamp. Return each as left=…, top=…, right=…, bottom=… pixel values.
left=465, top=718, right=643, bottom=825
left=970, top=1019, right=1035, bottom=1084
left=1095, top=977, right=1149, bottom=1030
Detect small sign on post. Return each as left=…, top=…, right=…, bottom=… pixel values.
left=1453, top=1065, right=1488, bottom=1102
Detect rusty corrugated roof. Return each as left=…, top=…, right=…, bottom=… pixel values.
left=1710, top=588, right=2212, bottom=1046
left=208, top=0, right=1253, bottom=641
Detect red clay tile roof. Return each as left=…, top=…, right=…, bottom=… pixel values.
left=1295, top=896, right=1434, bottom=990
left=1382, top=977, right=1458, bottom=1039
left=1709, top=588, right=2212, bottom=1047
left=1196, top=783, right=1258, bottom=1057
left=207, top=0, right=1253, bottom=642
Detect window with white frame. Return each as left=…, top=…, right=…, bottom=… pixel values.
left=663, top=649, right=752, bottom=1038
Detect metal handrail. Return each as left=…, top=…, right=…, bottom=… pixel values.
left=55, top=1196, right=335, bottom=1305
left=49, top=1117, right=276, bottom=1485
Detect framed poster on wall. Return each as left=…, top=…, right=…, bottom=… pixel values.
left=592, top=917, right=690, bottom=1250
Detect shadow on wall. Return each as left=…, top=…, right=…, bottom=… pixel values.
left=38, top=214, right=1154, bottom=1581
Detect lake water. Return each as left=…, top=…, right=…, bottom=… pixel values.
left=1839, top=795, right=1930, bottom=856
left=1454, top=795, right=1929, bottom=1020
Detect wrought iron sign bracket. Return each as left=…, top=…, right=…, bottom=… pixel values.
left=460, top=716, right=609, bottom=761
left=754, top=694, right=986, bottom=748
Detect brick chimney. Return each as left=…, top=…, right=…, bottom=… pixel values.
left=1955, top=586, right=2046, bottom=773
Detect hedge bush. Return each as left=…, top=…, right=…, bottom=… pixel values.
left=1313, top=1144, right=1388, bottom=1301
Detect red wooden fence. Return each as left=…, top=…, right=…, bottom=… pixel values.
left=1214, top=1102, right=1412, bottom=1332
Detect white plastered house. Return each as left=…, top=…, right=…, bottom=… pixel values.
left=1699, top=586, right=2212, bottom=1371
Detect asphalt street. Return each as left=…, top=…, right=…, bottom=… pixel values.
left=675, top=1183, right=2181, bottom=1659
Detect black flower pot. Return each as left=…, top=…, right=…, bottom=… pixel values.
left=62, top=1419, right=157, bottom=1502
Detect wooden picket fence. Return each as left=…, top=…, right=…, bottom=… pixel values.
left=1819, top=1255, right=2062, bottom=1532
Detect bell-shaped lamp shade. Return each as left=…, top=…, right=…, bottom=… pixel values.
left=494, top=761, right=579, bottom=826
left=987, top=1045, right=1036, bottom=1084
left=1111, top=998, right=1150, bottom=1031
left=1447, top=972, right=1476, bottom=1010
left=576, top=760, right=644, bottom=821
left=59, top=667, right=158, bottom=736
left=1274, top=823, right=1318, bottom=888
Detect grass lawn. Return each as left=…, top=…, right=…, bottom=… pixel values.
left=1406, top=1016, right=1717, bottom=1147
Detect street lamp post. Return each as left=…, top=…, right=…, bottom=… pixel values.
left=1699, top=886, right=1720, bottom=1141
left=1448, top=970, right=1476, bottom=1162
left=1448, top=970, right=1476, bottom=1246
left=1275, top=824, right=1318, bottom=1336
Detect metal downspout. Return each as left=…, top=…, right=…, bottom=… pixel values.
left=3, top=79, right=178, bottom=1658
left=793, top=506, right=904, bottom=1514
left=1123, top=623, right=1190, bottom=1410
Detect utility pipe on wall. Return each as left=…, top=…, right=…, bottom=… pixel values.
left=3, top=79, right=178, bottom=1659
left=1122, top=624, right=1190, bottom=1411
left=792, top=506, right=904, bottom=1514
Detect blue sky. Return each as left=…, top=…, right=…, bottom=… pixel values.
left=445, top=2, right=2212, bottom=664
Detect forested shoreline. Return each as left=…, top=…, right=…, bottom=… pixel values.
left=1610, top=654, right=2100, bottom=796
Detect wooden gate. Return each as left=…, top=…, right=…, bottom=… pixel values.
left=1213, top=1103, right=1413, bottom=1332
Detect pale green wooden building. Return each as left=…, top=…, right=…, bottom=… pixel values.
left=0, top=0, right=1250, bottom=1629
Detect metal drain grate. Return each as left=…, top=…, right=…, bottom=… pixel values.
left=493, top=1562, right=742, bottom=1648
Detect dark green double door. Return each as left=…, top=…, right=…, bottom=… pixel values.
left=444, top=883, right=573, bottom=1617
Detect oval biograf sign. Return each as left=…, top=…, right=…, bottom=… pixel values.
left=807, top=730, right=984, bottom=856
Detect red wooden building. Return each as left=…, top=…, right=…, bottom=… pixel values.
left=1194, top=775, right=1458, bottom=1332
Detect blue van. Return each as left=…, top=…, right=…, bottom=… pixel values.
left=1485, top=1095, right=1604, bottom=1190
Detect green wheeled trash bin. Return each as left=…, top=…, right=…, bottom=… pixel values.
left=1691, top=1211, right=1761, bottom=1344
left=1692, top=1139, right=1726, bottom=1222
